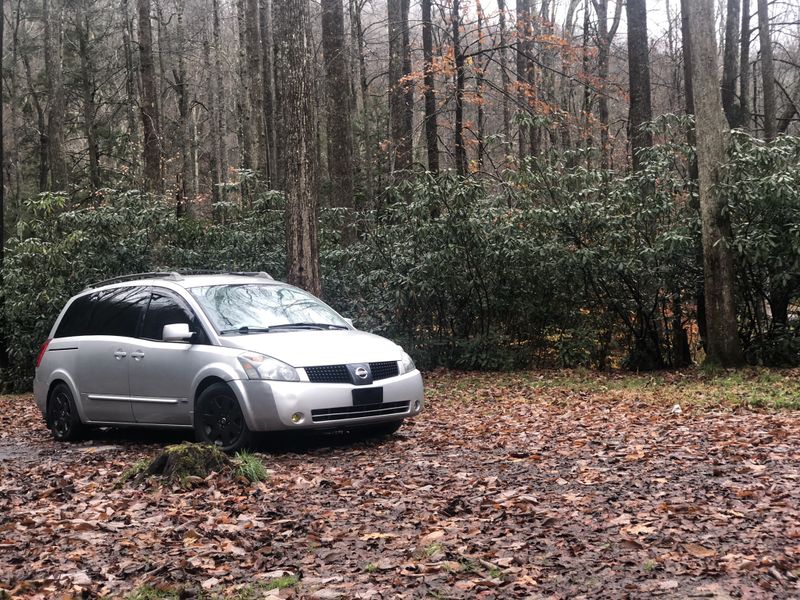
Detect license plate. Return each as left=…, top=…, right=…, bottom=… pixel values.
left=352, top=387, right=383, bottom=406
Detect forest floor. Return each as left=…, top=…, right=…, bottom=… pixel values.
left=1, top=368, right=799, bottom=599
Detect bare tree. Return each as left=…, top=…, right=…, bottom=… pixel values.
left=43, top=0, right=67, bottom=190
left=626, top=0, right=653, bottom=171
left=686, top=0, right=745, bottom=367
left=387, top=0, right=412, bottom=171
left=137, top=0, right=162, bottom=192
left=453, top=0, right=466, bottom=175
left=592, top=0, right=623, bottom=169
left=321, top=0, right=356, bottom=240
left=421, top=0, right=438, bottom=172
left=274, top=0, right=321, bottom=295
left=757, top=0, right=776, bottom=140
left=722, top=0, right=741, bottom=127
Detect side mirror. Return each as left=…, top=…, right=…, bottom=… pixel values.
left=162, top=323, right=193, bottom=343
left=343, top=318, right=354, bottom=328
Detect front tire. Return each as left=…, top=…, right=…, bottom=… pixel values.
left=194, top=383, right=252, bottom=453
left=48, top=383, right=85, bottom=442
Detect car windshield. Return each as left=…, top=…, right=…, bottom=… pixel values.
left=190, top=284, right=349, bottom=333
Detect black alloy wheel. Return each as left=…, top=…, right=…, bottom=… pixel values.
left=194, top=383, right=251, bottom=452
left=48, top=383, right=85, bottom=441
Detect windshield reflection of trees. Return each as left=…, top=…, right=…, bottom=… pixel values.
left=192, top=285, right=339, bottom=329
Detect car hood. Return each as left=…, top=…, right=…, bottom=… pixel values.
left=217, top=329, right=404, bottom=367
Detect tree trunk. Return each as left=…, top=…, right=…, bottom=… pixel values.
left=121, top=0, right=139, bottom=167
left=592, top=0, right=622, bottom=170
left=756, top=0, right=776, bottom=141
left=722, top=0, right=740, bottom=127
left=321, top=0, right=356, bottom=242
left=387, top=0, right=412, bottom=171
left=175, top=0, right=194, bottom=216
left=43, top=0, right=67, bottom=191
left=274, top=0, right=321, bottom=296
left=625, top=0, right=653, bottom=172
left=475, top=0, right=485, bottom=170
left=738, top=0, right=751, bottom=129
left=497, top=0, right=511, bottom=154
left=137, top=0, right=162, bottom=192
left=21, top=53, right=48, bottom=193
left=212, top=0, right=227, bottom=202
left=453, top=0, right=466, bottom=175
left=236, top=0, right=254, bottom=172
left=259, top=0, right=277, bottom=186
left=686, top=0, right=745, bottom=367
left=0, top=0, right=7, bottom=371
left=421, top=0, right=438, bottom=173
left=516, top=0, right=530, bottom=161
left=245, top=0, right=266, bottom=175
left=77, top=5, right=100, bottom=190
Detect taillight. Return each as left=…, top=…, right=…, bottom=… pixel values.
left=35, top=339, right=52, bottom=368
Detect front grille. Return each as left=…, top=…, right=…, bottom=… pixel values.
left=311, top=400, right=410, bottom=423
left=370, top=361, right=399, bottom=380
left=305, top=364, right=350, bottom=383
left=305, top=361, right=400, bottom=383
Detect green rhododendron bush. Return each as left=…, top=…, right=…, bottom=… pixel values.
left=2, top=126, right=798, bottom=389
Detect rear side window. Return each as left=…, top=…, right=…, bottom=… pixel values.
left=141, top=291, right=205, bottom=342
left=86, top=287, right=149, bottom=337
left=54, top=295, right=93, bottom=338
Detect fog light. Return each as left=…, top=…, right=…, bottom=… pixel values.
left=414, top=400, right=421, bottom=412
left=291, top=412, right=304, bottom=424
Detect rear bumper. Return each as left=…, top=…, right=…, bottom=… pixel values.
left=230, top=370, right=424, bottom=431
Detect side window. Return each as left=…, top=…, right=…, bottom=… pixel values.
left=54, top=295, right=93, bottom=338
left=86, top=287, right=149, bottom=337
left=141, top=291, right=206, bottom=343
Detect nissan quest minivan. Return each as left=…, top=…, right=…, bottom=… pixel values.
left=34, top=272, right=424, bottom=451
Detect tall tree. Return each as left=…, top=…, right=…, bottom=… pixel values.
left=738, top=0, right=751, bottom=129
left=686, top=0, right=745, bottom=367
left=387, top=0, right=412, bottom=171
left=516, top=0, right=531, bottom=161
left=76, top=0, right=100, bottom=190
left=497, top=0, right=511, bottom=153
left=722, top=0, right=740, bottom=127
left=259, top=0, right=277, bottom=184
left=421, top=0, right=438, bottom=172
left=274, top=0, right=321, bottom=295
left=757, top=0, right=776, bottom=140
left=137, top=0, right=162, bottom=192
left=625, top=0, right=653, bottom=171
left=592, top=0, right=623, bottom=169
left=245, top=0, right=266, bottom=173
left=43, top=0, right=67, bottom=190
left=453, top=0, right=466, bottom=175
left=0, top=0, right=7, bottom=371
left=321, top=0, right=356, bottom=240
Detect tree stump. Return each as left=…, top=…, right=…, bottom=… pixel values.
left=145, top=442, right=232, bottom=483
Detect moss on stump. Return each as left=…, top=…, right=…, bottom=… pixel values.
left=145, top=442, right=232, bottom=483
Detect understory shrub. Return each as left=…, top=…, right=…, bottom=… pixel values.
left=2, top=123, right=798, bottom=388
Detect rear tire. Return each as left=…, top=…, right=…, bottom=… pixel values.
left=194, top=383, right=252, bottom=453
left=48, top=383, right=85, bottom=442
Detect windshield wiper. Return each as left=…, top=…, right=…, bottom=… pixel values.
left=219, top=326, right=272, bottom=335
left=268, top=322, right=349, bottom=330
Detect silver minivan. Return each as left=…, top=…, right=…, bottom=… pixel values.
left=34, top=272, right=424, bottom=451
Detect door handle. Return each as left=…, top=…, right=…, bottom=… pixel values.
left=113, top=350, right=127, bottom=360
left=131, top=351, right=145, bottom=361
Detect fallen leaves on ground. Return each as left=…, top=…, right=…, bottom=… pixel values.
left=1, top=368, right=799, bottom=598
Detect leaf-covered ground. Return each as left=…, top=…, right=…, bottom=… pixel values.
left=1, top=369, right=799, bottom=599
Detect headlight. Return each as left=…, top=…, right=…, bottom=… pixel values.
left=400, top=351, right=416, bottom=374
left=238, top=353, right=299, bottom=381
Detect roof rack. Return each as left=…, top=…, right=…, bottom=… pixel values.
left=85, top=270, right=274, bottom=290
left=173, top=269, right=274, bottom=280
left=87, top=272, right=183, bottom=289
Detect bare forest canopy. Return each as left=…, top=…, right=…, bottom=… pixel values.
left=0, top=0, right=799, bottom=386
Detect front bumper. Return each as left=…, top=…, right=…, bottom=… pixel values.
left=229, top=370, right=424, bottom=431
